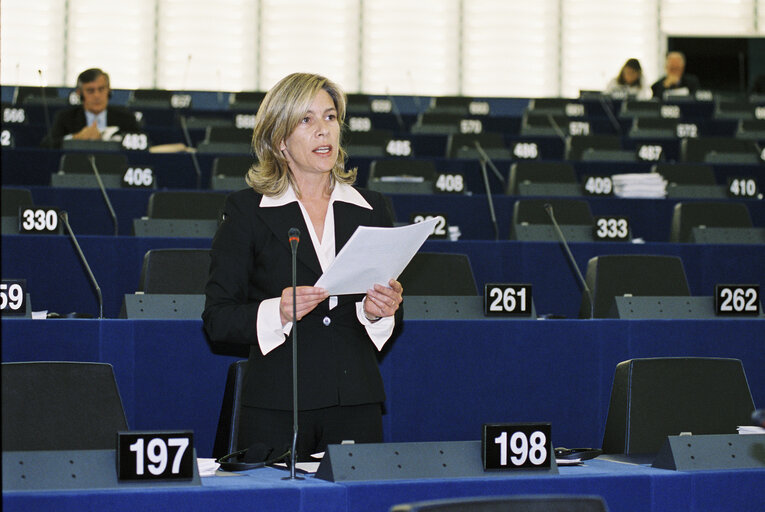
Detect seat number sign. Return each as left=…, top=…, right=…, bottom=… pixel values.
left=0, top=279, right=27, bottom=316
left=483, top=423, right=552, bottom=470
left=117, top=431, right=194, bottom=480
left=715, top=285, right=760, bottom=316
left=484, top=284, right=532, bottom=316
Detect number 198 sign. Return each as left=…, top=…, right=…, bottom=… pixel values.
left=482, top=423, right=554, bottom=471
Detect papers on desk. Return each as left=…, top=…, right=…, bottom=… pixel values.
left=315, top=218, right=438, bottom=295
left=737, top=426, right=765, bottom=435
left=197, top=458, right=221, bottom=476
left=612, top=173, right=667, bottom=198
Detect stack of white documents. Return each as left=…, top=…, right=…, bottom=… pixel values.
left=612, top=173, right=667, bottom=198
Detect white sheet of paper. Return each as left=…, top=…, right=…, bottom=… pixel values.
left=314, top=218, right=438, bottom=295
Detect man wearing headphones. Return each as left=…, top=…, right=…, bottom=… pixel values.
left=42, top=68, right=140, bottom=148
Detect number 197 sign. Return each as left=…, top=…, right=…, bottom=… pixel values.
left=117, top=431, right=194, bottom=481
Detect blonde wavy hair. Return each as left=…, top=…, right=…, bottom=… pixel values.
left=246, top=73, right=357, bottom=197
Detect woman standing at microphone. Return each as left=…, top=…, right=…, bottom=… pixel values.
left=203, top=73, right=403, bottom=460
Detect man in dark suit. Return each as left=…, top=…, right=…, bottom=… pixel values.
left=41, top=68, right=140, bottom=148
left=651, top=52, right=701, bottom=99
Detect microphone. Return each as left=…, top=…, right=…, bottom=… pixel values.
left=38, top=69, right=53, bottom=149
left=473, top=141, right=505, bottom=185
left=475, top=143, right=499, bottom=241
left=88, top=155, right=119, bottom=236
left=59, top=211, right=103, bottom=319
left=598, top=95, right=622, bottom=136
left=182, top=54, right=192, bottom=91
left=546, top=113, right=568, bottom=144
left=384, top=87, right=405, bottom=132
left=286, top=227, right=301, bottom=480
left=752, top=409, right=765, bottom=428
left=179, top=115, right=203, bottom=189
left=543, top=203, right=594, bottom=319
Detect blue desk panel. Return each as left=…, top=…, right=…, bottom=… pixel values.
left=2, top=235, right=763, bottom=318
left=2, top=319, right=763, bottom=461
left=3, top=456, right=764, bottom=512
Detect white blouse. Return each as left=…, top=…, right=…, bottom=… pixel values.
left=255, top=183, right=395, bottom=355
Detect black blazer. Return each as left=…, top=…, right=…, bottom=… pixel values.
left=42, top=105, right=140, bottom=148
left=203, top=186, right=397, bottom=411
left=651, top=73, right=701, bottom=98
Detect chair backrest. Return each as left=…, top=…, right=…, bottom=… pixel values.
left=1, top=187, right=33, bottom=216
left=565, top=135, right=621, bottom=160
left=146, top=191, right=227, bottom=220
left=205, top=126, right=252, bottom=143
left=344, top=129, right=394, bottom=157
left=602, top=357, right=755, bottom=455
left=2, top=361, right=128, bottom=451
left=446, top=132, right=506, bottom=158
left=681, top=137, right=759, bottom=162
left=398, top=253, right=478, bottom=296
left=212, top=155, right=255, bottom=177
left=651, top=163, right=716, bottom=186
left=138, top=248, right=210, bottom=294
left=513, top=198, right=593, bottom=226
left=229, top=91, right=265, bottom=110
left=213, top=360, right=248, bottom=458
left=391, top=495, right=609, bottom=512
left=580, top=255, right=690, bottom=318
left=369, top=159, right=437, bottom=180
left=508, top=162, right=577, bottom=194
left=670, top=202, right=753, bottom=243
left=59, top=153, right=128, bottom=175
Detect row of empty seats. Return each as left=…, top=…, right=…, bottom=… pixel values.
left=3, top=186, right=760, bottom=243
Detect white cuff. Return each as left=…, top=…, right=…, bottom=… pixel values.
left=356, top=300, right=395, bottom=351
left=257, top=297, right=290, bottom=355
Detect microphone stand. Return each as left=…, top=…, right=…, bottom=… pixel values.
left=286, top=228, right=302, bottom=480
left=473, top=140, right=506, bottom=185
left=179, top=115, right=202, bottom=189
left=89, top=155, right=119, bottom=236
left=544, top=203, right=594, bottom=319
left=475, top=142, right=499, bottom=241
left=59, top=211, right=103, bottom=319
left=38, top=69, right=53, bottom=149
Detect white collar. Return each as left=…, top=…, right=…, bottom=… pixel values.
left=260, top=182, right=372, bottom=210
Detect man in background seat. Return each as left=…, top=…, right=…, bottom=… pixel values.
left=41, top=68, right=140, bottom=148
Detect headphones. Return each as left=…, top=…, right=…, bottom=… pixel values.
left=76, top=68, right=113, bottom=102
left=215, top=443, right=291, bottom=472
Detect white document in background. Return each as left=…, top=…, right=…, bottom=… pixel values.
left=314, top=218, right=438, bottom=295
